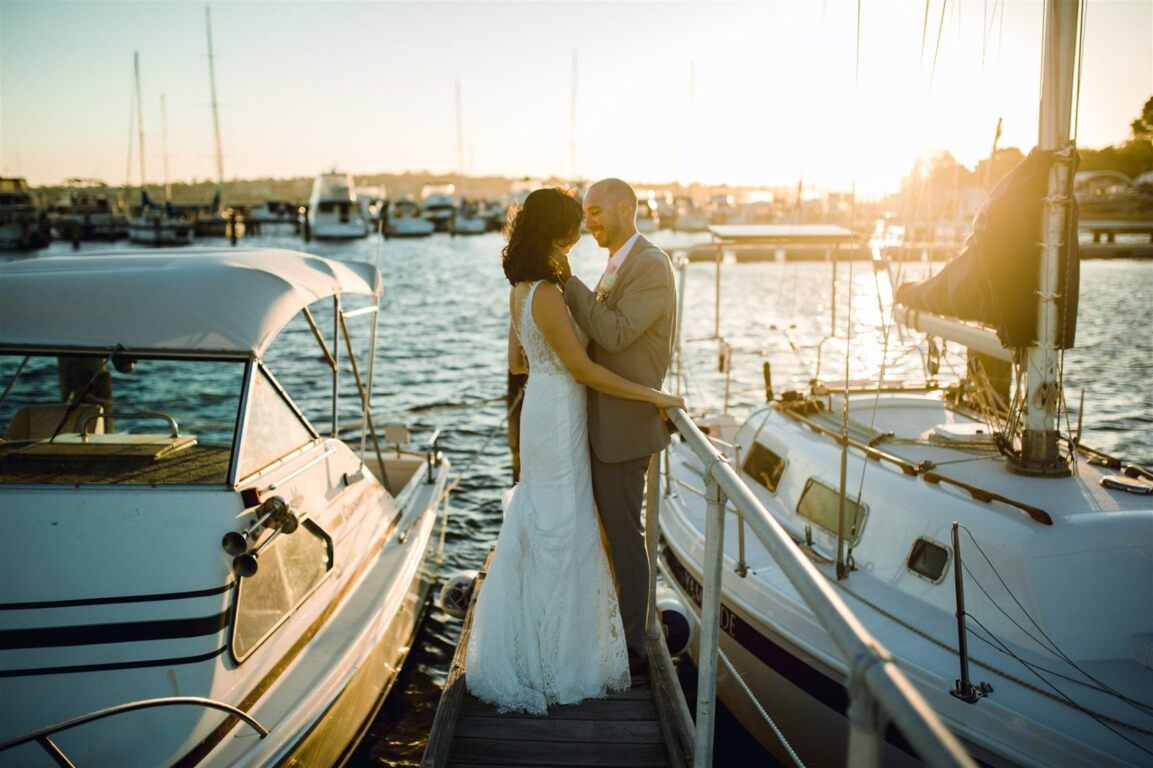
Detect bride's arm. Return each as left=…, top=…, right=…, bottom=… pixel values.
left=533, top=283, right=683, bottom=410
left=508, top=288, right=527, bottom=374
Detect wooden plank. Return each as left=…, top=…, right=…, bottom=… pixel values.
left=454, top=714, right=664, bottom=744
left=448, top=736, right=670, bottom=767
left=421, top=550, right=492, bottom=768
left=645, top=635, right=693, bottom=768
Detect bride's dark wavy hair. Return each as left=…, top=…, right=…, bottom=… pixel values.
left=502, top=187, right=581, bottom=286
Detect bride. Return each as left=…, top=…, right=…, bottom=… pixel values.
left=465, top=188, right=683, bottom=714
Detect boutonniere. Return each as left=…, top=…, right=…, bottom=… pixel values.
left=594, top=272, right=617, bottom=303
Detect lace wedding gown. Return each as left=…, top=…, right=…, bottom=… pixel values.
left=465, top=280, right=630, bottom=714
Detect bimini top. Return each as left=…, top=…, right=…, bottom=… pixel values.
left=0, top=248, right=381, bottom=355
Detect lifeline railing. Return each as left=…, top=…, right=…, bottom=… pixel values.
left=0, top=696, right=268, bottom=767
left=643, top=408, right=977, bottom=768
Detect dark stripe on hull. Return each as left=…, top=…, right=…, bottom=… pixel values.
left=0, top=646, right=227, bottom=678
left=0, top=610, right=230, bottom=650
left=0, top=583, right=233, bottom=611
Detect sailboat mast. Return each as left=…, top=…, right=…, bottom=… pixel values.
left=570, top=49, right=578, bottom=181
left=455, top=79, right=463, bottom=192
left=206, top=5, right=225, bottom=188
left=134, top=51, right=146, bottom=191
left=161, top=94, right=171, bottom=203
left=1020, top=0, right=1078, bottom=471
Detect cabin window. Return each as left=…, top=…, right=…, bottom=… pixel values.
left=236, top=365, right=317, bottom=479
left=231, top=520, right=333, bottom=661
left=796, top=478, right=868, bottom=546
left=743, top=441, right=786, bottom=493
left=907, top=538, right=950, bottom=583
left=0, top=351, right=243, bottom=485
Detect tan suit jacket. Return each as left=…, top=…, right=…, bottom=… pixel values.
left=565, top=235, right=677, bottom=463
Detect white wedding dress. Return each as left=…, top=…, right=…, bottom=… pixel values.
left=466, top=280, right=630, bottom=714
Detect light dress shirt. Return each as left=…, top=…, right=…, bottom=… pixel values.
left=595, top=231, right=640, bottom=300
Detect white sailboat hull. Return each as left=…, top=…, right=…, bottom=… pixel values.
left=659, top=398, right=1153, bottom=767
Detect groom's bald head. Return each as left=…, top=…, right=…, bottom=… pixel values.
left=583, top=178, right=638, bottom=252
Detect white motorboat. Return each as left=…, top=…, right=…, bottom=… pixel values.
left=385, top=197, right=434, bottom=238
left=246, top=200, right=299, bottom=227
left=305, top=170, right=369, bottom=240
left=0, top=248, right=453, bottom=766
left=450, top=199, right=487, bottom=235
left=658, top=4, right=1153, bottom=766
left=0, top=176, right=50, bottom=250
left=46, top=178, right=128, bottom=241
left=420, top=183, right=456, bottom=233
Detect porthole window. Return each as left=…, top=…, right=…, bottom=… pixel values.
left=743, top=441, right=785, bottom=493
left=907, top=538, right=950, bottom=583
left=231, top=520, right=333, bottom=661
left=796, top=478, right=868, bottom=546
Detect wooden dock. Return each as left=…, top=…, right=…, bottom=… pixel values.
left=421, top=553, right=692, bottom=768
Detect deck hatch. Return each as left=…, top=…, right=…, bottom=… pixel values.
left=743, top=440, right=786, bottom=493
left=796, top=478, right=868, bottom=546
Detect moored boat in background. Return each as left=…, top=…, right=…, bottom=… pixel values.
left=46, top=178, right=128, bottom=241
left=0, top=176, right=50, bottom=251
left=305, top=169, right=369, bottom=240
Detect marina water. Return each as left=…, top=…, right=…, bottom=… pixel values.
left=8, top=231, right=1149, bottom=765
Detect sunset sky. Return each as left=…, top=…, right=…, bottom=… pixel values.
left=2, top=0, right=1150, bottom=196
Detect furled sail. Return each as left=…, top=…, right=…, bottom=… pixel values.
left=895, top=147, right=1079, bottom=349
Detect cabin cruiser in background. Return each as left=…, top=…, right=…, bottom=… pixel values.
left=385, top=197, right=434, bottom=238
left=247, top=200, right=299, bottom=228
left=450, top=198, right=487, bottom=235
left=46, top=178, right=128, bottom=240
left=420, top=183, right=456, bottom=233
left=0, top=248, right=453, bottom=767
left=0, top=177, right=50, bottom=250
left=658, top=4, right=1152, bottom=766
left=670, top=196, right=709, bottom=232
left=304, top=169, right=369, bottom=240
left=636, top=194, right=659, bottom=233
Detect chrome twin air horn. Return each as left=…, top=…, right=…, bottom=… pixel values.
left=221, top=495, right=301, bottom=577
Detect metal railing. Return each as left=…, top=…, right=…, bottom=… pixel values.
left=647, top=408, right=977, bottom=768
left=0, top=696, right=268, bottom=767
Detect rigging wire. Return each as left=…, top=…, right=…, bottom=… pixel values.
left=957, top=525, right=1153, bottom=717
left=963, top=614, right=1153, bottom=754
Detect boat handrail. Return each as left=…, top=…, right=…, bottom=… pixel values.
left=0, top=696, right=268, bottom=764
left=658, top=407, right=976, bottom=768
left=780, top=405, right=1053, bottom=525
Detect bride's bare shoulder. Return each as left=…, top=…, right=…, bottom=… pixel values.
left=530, top=282, right=566, bottom=322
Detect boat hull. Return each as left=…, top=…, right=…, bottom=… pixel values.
left=657, top=398, right=1153, bottom=767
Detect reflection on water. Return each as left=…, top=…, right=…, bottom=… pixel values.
left=6, top=233, right=1149, bottom=765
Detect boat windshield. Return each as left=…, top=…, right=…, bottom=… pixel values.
left=0, top=352, right=245, bottom=486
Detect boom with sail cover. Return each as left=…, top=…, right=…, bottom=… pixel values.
left=895, top=147, right=1079, bottom=350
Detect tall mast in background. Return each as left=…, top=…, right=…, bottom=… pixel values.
left=206, top=5, right=225, bottom=193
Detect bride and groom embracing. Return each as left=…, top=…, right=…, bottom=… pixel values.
left=465, top=179, right=683, bottom=714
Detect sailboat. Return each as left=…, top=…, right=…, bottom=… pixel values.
left=126, top=53, right=194, bottom=247
left=657, top=3, right=1153, bottom=766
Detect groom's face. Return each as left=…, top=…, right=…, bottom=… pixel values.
left=582, top=187, right=623, bottom=250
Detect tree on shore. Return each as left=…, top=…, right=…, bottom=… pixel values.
left=1078, top=96, right=1153, bottom=180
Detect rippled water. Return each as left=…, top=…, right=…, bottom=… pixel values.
left=9, top=231, right=1149, bottom=766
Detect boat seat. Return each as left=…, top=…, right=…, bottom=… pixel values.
left=5, top=403, right=105, bottom=440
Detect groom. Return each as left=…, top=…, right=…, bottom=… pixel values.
left=565, top=178, right=677, bottom=674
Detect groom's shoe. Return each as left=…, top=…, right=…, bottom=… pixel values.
left=628, top=649, right=648, bottom=676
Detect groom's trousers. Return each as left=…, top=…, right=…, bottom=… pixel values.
left=590, top=452, right=653, bottom=654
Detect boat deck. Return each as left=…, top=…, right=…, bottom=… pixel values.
left=421, top=553, right=689, bottom=768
